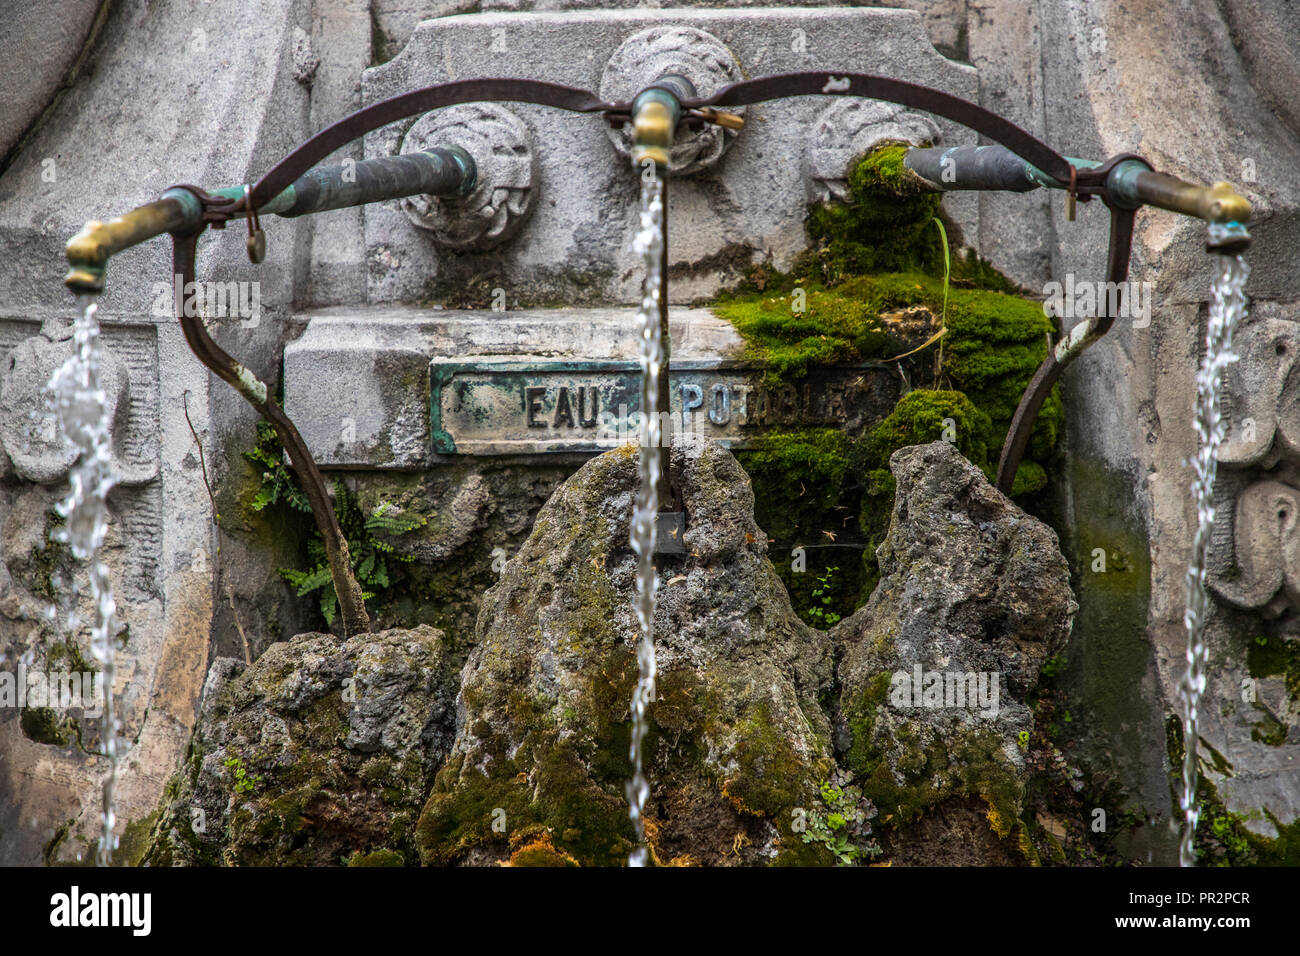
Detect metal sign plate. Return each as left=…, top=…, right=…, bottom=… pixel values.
left=430, top=359, right=897, bottom=455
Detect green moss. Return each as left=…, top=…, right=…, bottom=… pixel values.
left=43, top=636, right=100, bottom=680
left=28, top=511, right=71, bottom=602
left=842, top=671, right=894, bottom=780
left=845, top=684, right=1025, bottom=840
left=840, top=632, right=1031, bottom=857
left=419, top=633, right=832, bottom=867
left=140, top=742, right=220, bottom=868
left=736, top=429, right=862, bottom=623
left=418, top=644, right=639, bottom=867
left=1249, top=706, right=1287, bottom=747
left=716, top=150, right=1062, bottom=606
left=1165, top=715, right=1300, bottom=865
left=804, top=144, right=946, bottom=280
left=509, top=838, right=580, bottom=867
left=346, top=848, right=405, bottom=867
left=1049, top=457, right=1164, bottom=862
left=654, top=667, right=833, bottom=866
left=43, top=820, right=72, bottom=865
left=114, top=812, right=159, bottom=867
left=712, top=285, right=895, bottom=381
left=718, top=272, right=1058, bottom=462
left=738, top=387, right=1041, bottom=611
left=721, top=698, right=834, bottom=818
left=860, top=388, right=992, bottom=473
left=20, top=706, right=70, bottom=746
left=854, top=390, right=993, bottom=598
left=1246, top=633, right=1300, bottom=702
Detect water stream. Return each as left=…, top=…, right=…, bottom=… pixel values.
left=49, top=294, right=120, bottom=867
left=1178, top=249, right=1250, bottom=866
left=626, top=167, right=665, bottom=867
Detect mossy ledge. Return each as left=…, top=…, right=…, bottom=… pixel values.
left=719, top=145, right=1061, bottom=619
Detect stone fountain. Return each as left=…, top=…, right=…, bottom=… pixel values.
left=0, top=0, right=1296, bottom=867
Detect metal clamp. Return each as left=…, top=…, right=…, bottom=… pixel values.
left=244, top=185, right=266, bottom=263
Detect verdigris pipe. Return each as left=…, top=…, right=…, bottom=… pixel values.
left=212, top=146, right=477, bottom=218
left=904, top=145, right=1043, bottom=192
left=904, top=144, right=1251, bottom=226
left=65, top=147, right=477, bottom=293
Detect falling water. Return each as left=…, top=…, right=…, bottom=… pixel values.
left=49, top=294, right=120, bottom=867
left=625, top=167, right=664, bottom=867
left=1178, top=249, right=1250, bottom=867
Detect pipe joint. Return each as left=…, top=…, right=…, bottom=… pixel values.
left=630, top=76, right=694, bottom=171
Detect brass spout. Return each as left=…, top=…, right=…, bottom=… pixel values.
left=1131, top=174, right=1252, bottom=223
left=64, top=146, right=476, bottom=295
left=1106, top=162, right=1252, bottom=224
left=631, top=98, right=675, bottom=169
left=629, top=76, right=694, bottom=171
left=65, top=189, right=203, bottom=294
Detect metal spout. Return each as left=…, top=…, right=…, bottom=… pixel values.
left=630, top=75, right=695, bottom=171
left=65, top=190, right=204, bottom=294
left=904, top=145, right=1253, bottom=229
left=64, top=147, right=476, bottom=294
left=1106, top=163, right=1252, bottom=224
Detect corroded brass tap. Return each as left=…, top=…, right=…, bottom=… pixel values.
left=65, top=190, right=203, bottom=293
left=629, top=75, right=696, bottom=170
left=631, top=98, right=676, bottom=169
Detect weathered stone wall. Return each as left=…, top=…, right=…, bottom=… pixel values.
left=0, top=0, right=317, bottom=865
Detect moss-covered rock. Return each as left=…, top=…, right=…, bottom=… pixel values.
left=832, top=442, right=1075, bottom=863
left=716, top=146, right=1063, bottom=615
left=805, top=144, right=945, bottom=280
left=143, top=625, right=455, bottom=866
left=854, top=390, right=995, bottom=598
left=417, top=439, right=837, bottom=866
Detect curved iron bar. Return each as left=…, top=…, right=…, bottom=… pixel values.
left=244, top=79, right=610, bottom=211
left=169, top=200, right=372, bottom=637
left=147, top=72, right=1158, bottom=625
left=995, top=202, right=1137, bottom=493
left=991, top=152, right=1147, bottom=493
left=684, top=72, right=1075, bottom=185
left=242, top=72, right=1076, bottom=211
left=229, top=72, right=1126, bottom=495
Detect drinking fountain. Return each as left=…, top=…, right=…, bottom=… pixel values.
left=17, top=3, right=1262, bottom=870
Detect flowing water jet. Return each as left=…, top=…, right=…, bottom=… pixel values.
left=1178, top=245, right=1250, bottom=867
left=48, top=294, right=121, bottom=866
left=626, top=166, right=664, bottom=868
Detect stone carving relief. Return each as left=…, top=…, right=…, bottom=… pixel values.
left=1210, top=306, right=1300, bottom=623
left=400, top=103, right=537, bottom=250
left=0, top=318, right=164, bottom=625
left=808, top=99, right=941, bottom=203
left=0, top=319, right=158, bottom=487
left=598, top=25, right=744, bottom=176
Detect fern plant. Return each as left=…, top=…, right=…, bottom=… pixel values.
left=245, top=425, right=425, bottom=626
left=243, top=421, right=311, bottom=514
left=280, top=483, right=426, bottom=626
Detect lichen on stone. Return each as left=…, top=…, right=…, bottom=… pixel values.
left=142, top=625, right=455, bottom=866
left=416, top=440, right=838, bottom=866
